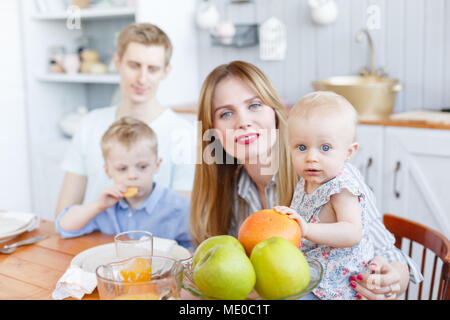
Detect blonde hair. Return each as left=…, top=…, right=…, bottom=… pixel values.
left=290, top=91, right=358, bottom=142
left=190, top=61, right=298, bottom=246
left=116, top=23, right=173, bottom=66
left=101, top=117, right=158, bottom=160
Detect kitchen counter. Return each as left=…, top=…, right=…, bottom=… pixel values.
left=359, top=118, right=450, bottom=130
left=171, top=102, right=198, bottom=114
left=359, top=110, right=450, bottom=130
left=171, top=103, right=450, bottom=130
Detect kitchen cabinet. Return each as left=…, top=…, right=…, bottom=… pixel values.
left=355, top=124, right=450, bottom=238
left=351, top=125, right=385, bottom=210
left=382, top=126, right=450, bottom=237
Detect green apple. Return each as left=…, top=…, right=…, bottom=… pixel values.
left=193, top=235, right=245, bottom=267
left=193, top=244, right=256, bottom=300
left=250, top=237, right=310, bottom=300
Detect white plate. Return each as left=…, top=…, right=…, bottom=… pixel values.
left=71, top=242, right=192, bottom=273
left=0, top=212, right=39, bottom=242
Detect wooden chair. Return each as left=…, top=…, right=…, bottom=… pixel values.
left=383, top=214, right=450, bottom=300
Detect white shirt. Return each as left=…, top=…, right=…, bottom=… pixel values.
left=61, top=106, right=196, bottom=206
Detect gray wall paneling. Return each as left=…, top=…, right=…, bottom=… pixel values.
left=196, top=0, right=450, bottom=111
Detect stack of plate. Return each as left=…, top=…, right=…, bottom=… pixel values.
left=71, top=240, right=193, bottom=273
left=0, top=211, right=39, bottom=243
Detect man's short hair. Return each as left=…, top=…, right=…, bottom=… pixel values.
left=116, top=23, right=173, bottom=66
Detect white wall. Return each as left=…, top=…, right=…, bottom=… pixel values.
left=0, top=0, right=32, bottom=212
left=136, top=0, right=200, bottom=107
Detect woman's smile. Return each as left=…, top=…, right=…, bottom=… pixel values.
left=235, top=133, right=260, bottom=145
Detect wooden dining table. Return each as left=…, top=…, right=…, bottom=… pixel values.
left=0, top=220, right=120, bottom=300
left=0, top=220, right=198, bottom=300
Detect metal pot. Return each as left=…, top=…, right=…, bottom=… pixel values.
left=312, top=75, right=402, bottom=118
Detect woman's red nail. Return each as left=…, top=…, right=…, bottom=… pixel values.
left=356, top=293, right=362, bottom=300
left=370, top=263, right=377, bottom=268
left=357, top=274, right=363, bottom=280
left=350, top=281, right=357, bottom=288
left=349, top=275, right=356, bottom=281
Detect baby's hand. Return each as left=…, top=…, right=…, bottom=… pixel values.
left=273, top=206, right=309, bottom=237
left=98, top=184, right=127, bottom=211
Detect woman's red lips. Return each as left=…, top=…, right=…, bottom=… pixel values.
left=235, top=133, right=260, bottom=145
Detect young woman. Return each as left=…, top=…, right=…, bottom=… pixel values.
left=190, top=60, right=422, bottom=300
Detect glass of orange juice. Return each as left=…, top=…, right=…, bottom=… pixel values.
left=96, top=255, right=183, bottom=300
left=114, top=230, right=153, bottom=259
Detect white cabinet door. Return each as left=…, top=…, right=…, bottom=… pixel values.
left=383, top=127, right=450, bottom=237
left=351, top=125, right=385, bottom=210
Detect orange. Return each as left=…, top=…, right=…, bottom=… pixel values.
left=238, top=209, right=302, bottom=256
left=120, top=257, right=152, bottom=283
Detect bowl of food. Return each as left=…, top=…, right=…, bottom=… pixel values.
left=182, top=256, right=323, bottom=300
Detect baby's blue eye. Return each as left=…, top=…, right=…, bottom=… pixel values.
left=321, top=145, right=330, bottom=152
left=297, top=145, right=307, bottom=151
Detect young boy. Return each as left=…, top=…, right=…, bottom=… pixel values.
left=55, top=117, right=192, bottom=249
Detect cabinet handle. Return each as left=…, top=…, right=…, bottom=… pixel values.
left=393, top=161, right=401, bottom=198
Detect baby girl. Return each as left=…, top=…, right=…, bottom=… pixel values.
left=275, top=91, right=375, bottom=300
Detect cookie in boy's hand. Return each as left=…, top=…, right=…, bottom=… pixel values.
left=123, top=187, right=138, bottom=198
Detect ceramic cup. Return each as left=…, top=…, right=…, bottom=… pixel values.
left=309, top=0, right=339, bottom=25
left=196, top=1, right=220, bottom=30
left=212, top=21, right=236, bottom=45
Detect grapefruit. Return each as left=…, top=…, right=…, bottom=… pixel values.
left=238, top=209, right=302, bottom=256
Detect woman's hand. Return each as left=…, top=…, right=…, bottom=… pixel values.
left=349, top=255, right=409, bottom=300
left=273, top=206, right=308, bottom=237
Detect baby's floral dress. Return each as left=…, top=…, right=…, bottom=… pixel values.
left=291, top=163, right=374, bottom=300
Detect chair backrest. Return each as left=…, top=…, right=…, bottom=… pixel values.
left=383, top=214, right=450, bottom=300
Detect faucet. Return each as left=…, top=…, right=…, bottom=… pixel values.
left=355, top=29, right=378, bottom=77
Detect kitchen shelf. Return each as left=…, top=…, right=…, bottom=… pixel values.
left=37, top=73, right=120, bottom=84
left=33, top=7, right=136, bottom=21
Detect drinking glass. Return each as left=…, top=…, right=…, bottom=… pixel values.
left=114, top=231, right=153, bottom=259
left=96, top=255, right=183, bottom=300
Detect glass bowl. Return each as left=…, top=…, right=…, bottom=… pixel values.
left=181, top=257, right=323, bottom=300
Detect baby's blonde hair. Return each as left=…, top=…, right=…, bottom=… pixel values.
left=290, top=91, right=358, bottom=143
left=101, top=117, right=158, bottom=160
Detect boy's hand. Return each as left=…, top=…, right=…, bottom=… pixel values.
left=97, top=184, right=128, bottom=212
left=273, top=206, right=309, bottom=237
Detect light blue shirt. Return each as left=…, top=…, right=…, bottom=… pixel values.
left=55, top=183, right=192, bottom=250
